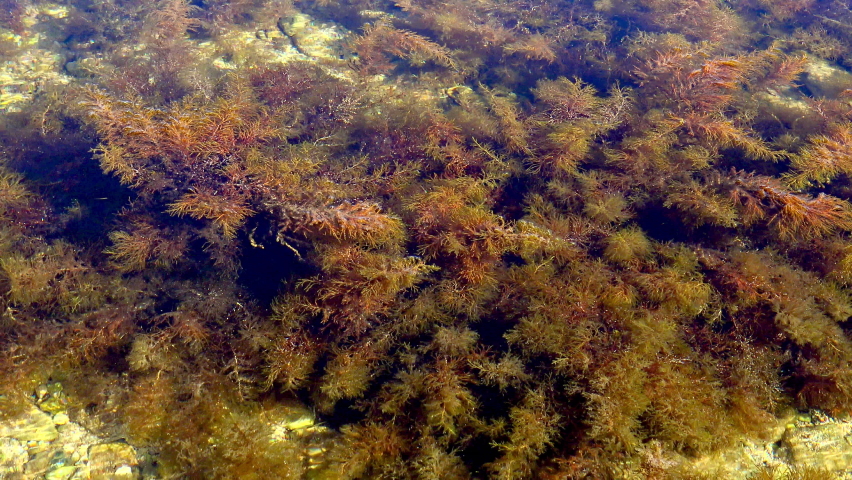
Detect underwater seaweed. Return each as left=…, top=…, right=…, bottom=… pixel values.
left=7, top=0, right=852, bottom=478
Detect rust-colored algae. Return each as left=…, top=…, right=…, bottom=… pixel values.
left=3, top=0, right=852, bottom=478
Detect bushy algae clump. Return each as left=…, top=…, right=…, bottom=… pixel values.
left=3, top=0, right=852, bottom=478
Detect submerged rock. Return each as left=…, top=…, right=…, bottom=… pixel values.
left=0, top=4, right=71, bottom=113
left=801, top=58, right=852, bottom=99
left=87, top=443, right=140, bottom=480
left=779, top=413, right=852, bottom=475
left=277, top=13, right=351, bottom=62
left=0, top=405, right=58, bottom=443
left=0, top=384, right=150, bottom=480
left=0, top=437, right=27, bottom=474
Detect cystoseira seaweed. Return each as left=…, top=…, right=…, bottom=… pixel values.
left=2, top=0, right=852, bottom=478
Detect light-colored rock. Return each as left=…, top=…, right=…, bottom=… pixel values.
left=0, top=437, right=27, bottom=475
left=670, top=410, right=852, bottom=479
left=53, top=413, right=70, bottom=426
left=269, top=399, right=330, bottom=442
left=114, top=465, right=135, bottom=477
left=0, top=404, right=58, bottom=442
left=754, top=88, right=814, bottom=127
left=277, top=13, right=350, bottom=62
left=87, top=443, right=139, bottom=480
left=45, top=465, right=77, bottom=480
left=0, top=38, right=71, bottom=113
left=200, top=12, right=352, bottom=74
left=24, top=448, right=54, bottom=475
left=779, top=419, right=852, bottom=473
left=37, top=383, right=69, bottom=415
left=38, top=4, right=70, bottom=19
left=801, top=58, right=852, bottom=99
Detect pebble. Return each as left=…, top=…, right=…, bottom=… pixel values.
left=115, top=465, right=134, bottom=476
left=44, top=465, right=76, bottom=480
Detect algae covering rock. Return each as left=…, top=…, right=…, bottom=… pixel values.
left=0, top=3, right=70, bottom=113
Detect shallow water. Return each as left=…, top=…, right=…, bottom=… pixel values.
left=1, top=1, right=852, bottom=478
